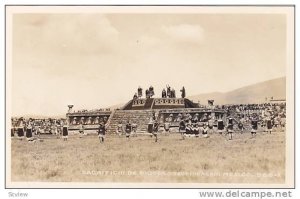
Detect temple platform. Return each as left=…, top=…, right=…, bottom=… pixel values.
left=122, top=97, right=198, bottom=110
left=66, top=98, right=225, bottom=134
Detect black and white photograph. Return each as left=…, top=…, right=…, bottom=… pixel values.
left=5, top=5, right=295, bottom=188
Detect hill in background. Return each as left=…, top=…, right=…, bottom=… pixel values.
left=188, top=76, right=286, bottom=105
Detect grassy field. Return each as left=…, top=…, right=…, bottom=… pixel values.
left=11, top=130, right=285, bottom=184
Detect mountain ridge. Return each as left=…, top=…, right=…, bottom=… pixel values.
left=188, top=76, right=286, bottom=105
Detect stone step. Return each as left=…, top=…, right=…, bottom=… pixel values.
left=106, top=109, right=154, bottom=134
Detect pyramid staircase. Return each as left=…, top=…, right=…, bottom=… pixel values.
left=144, top=98, right=154, bottom=109
left=106, top=109, right=154, bottom=134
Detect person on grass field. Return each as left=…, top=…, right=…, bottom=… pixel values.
left=79, top=123, right=85, bottom=138
left=191, top=114, right=200, bottom=137
left=251, top=116, right=258, bottom=138
left=226, top=117, right=234, bottom=140
left=217, top=117, right=225, bottom=134
left=179, top=118, right=186, bottom=140
left=238, top=116, right=245, bottom=133
left=208, top=116, right=214, bottom=133
left=62, top=121, right=69, bottom=141
left=265, top=116, right=273, bottom=134
left=26, top=122, right=34, bottom=142
left=17, top=118, right=25, bottom=140
left=125, top=120, right=132, bottom=140
left=116, top=120, right=123, bottom=137
left=202, top=123, right=209, bottom=138
left=98, top=121, right=106, bottom=143
left=131, top=121, right=138, bottom=137
left=163, top=115, right=172, bottom=135
left=153, top=119, right=159, bottom=142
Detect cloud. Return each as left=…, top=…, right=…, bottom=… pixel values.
left=14, top=14, right=119, bottom=55
left=137, top=35, right=160, bottom=46
left=162, top=24, right=204, bottom=44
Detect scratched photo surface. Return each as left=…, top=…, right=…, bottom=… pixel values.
left=6, top=6, right=294, bottom=188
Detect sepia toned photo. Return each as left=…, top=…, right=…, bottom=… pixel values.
left=5, top=5, right=295, bottom=188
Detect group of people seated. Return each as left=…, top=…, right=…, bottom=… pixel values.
left=11, top=117, right=69, bottom=142
left=74, top=108, right=111, bottom=113
left=220, top=103, right=285, bottom=116
left=70, top=116, right=108, bottom=125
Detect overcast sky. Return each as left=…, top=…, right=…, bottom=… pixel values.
left=11, top=13, right=286, bottom=116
